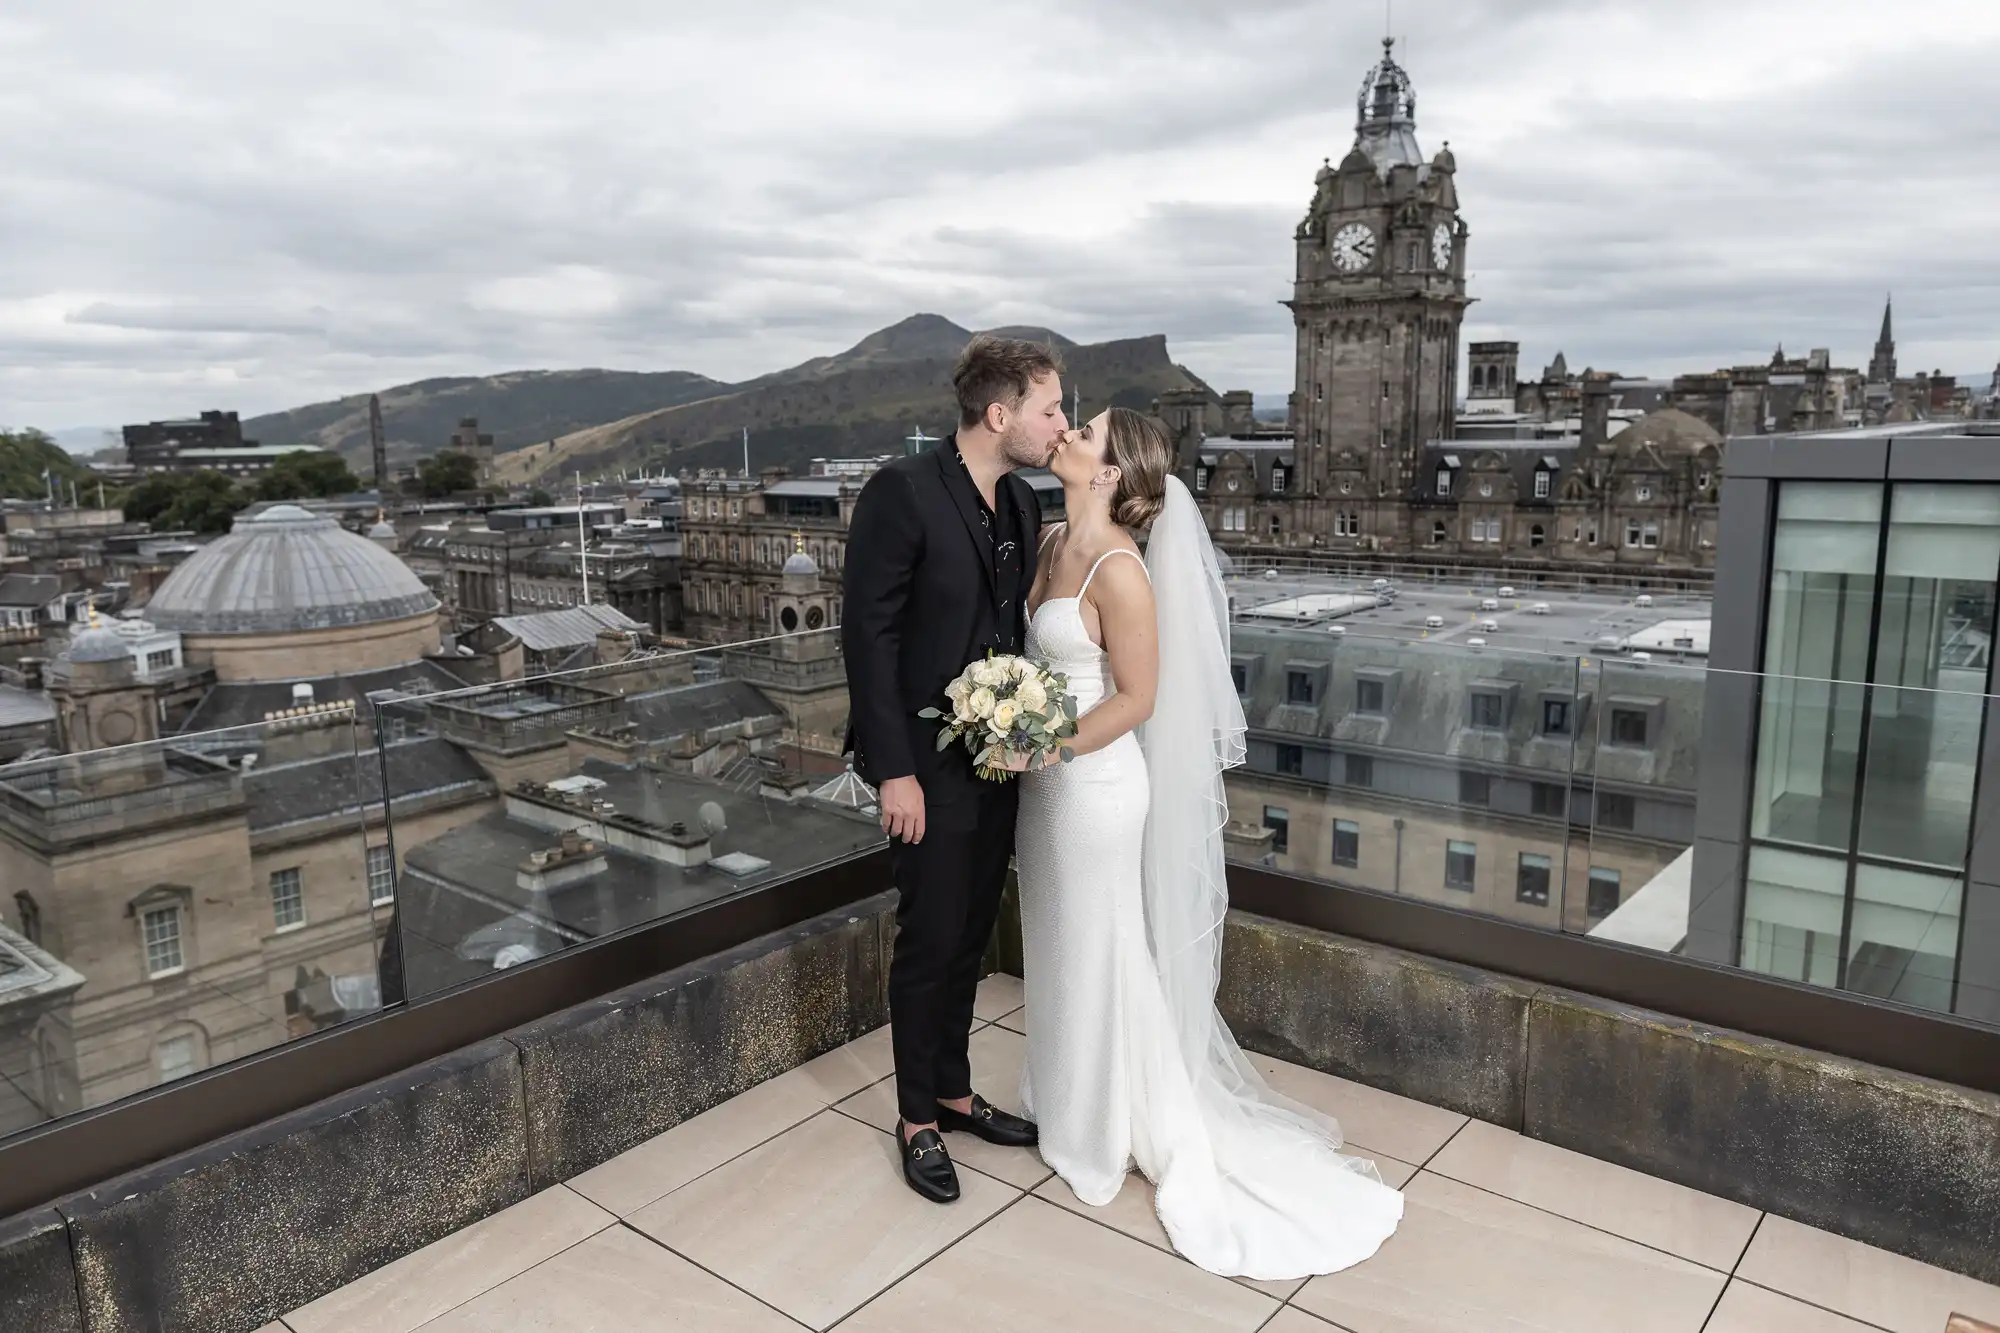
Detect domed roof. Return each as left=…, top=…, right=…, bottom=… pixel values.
left=146, top=504, right=438, bottom=636
left=1615, top=408, right=1723, bottom=455
left=782, top=549, right=819, bottom=577
left=1354, top=37, right=1422, bottom=176
left=64, top=625, right=128, bottom=663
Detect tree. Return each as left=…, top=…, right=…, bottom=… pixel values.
left=525, top=488, right=553, bottom=507
left=417, top=450, right=480, bottom=498
left=251, top=450, right=360, bottom=502
left=122, top=470, right=248, bottom=535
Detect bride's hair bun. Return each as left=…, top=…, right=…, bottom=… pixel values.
left=1104, top=408, right=1174, bottom=530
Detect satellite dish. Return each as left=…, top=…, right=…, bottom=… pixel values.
left=698, top=801, right=727, bottom=836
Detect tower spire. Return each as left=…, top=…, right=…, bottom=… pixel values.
left=1869, top=294, right=1897, bottom=385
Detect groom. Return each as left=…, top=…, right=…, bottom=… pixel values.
left=842, top=335, right=1066, bottom=1202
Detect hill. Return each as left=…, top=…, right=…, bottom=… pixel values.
left=242, top=368, right=728, bottom=469
left=0, top=429, right=100, bottom=501
left=493, top=316, right=1212, bottom=486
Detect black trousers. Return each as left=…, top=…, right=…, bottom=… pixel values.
left=888, top=778, right=1018, bottom=1125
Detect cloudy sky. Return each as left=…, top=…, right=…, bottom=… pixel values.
left=3, top=0, right=1996, bottom=434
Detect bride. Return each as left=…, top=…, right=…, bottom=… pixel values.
left=987, top=406, right=1403, bottom=1280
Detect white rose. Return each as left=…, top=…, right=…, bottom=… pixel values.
left=1008, top=656, right=1035, bottom=681
left=1015, top=678, right=1047, bottom=714
left=968, top=686, right=996, bottom=719
left=972, top=659, right=1005, bottom=688
left=945, top=676, right=970, bottom=704
left=991, top=699, right=1019, bottom=733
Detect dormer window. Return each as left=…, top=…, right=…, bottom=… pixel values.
left=1534, top=470, right=1551, bottom=499
left=1436, top=469, right=1452, bottom=498
left=1272, top=465, right=1288, bottom=494
left=1194, top=465, right=1210, bottom=492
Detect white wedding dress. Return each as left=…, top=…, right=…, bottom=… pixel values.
left=1014, top=485, right=1403, bottom=1281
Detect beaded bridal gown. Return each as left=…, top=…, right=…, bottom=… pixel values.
left=1013, top=513, right=1403, bottom=1281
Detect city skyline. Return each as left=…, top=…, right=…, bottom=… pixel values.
left=2, top=0, right=1996, bottom=429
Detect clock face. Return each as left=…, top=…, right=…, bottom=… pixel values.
left=1431, top=222, right=1454, bottom=268
left=1225, top=476, right=1241, bottom=492
left=1331, top=223, right=1376, bottom=273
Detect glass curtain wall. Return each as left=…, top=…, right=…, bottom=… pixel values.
left=1742, top=482, right=2000, bottom=1013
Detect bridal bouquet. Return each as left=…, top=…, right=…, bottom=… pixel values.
left=920, top=652, right=1080, bottom=782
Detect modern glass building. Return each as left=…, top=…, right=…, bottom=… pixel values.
left=1690, top=423, right=2000, bottom=1022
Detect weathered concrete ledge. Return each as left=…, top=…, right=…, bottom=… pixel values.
left=1216, top=911, right=1538, bottom=1126
left=60, top=1039, right=530, bottom=1333
left=1525, top=987, right=2000, bottom=1286
left=0, top=890, right=901, bottom=1333
left=1209, top=908, right=2000, bottom=1287
left=0, top=1207, right=83, bottom=1333
left=514, top=891, right=894, bottom=1185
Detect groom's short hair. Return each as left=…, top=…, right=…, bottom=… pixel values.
left=953, top=335, right=1065, bottom=429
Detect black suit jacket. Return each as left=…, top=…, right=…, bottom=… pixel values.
left=842, top=444, right=1041, bottom=794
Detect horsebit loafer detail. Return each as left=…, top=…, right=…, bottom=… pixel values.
left=937, top=1094, right=1039, bottom=1148
left=896, top=1121, right=960, bottom=1203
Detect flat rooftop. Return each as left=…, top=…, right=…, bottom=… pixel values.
left=1227, top=573, right=1713, bottom=658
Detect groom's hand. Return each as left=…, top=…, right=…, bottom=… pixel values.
left=879, top=775, right=926, bottom=844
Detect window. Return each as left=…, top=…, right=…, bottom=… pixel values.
left=1469, top=691, right=1505, bottom=730
left=141, top=905, right=183, bottom=977
left=1230, top=661, right=1248, bottom=693
left=1345, top=754, right=1374, bottom=788
left=1263, top=806, right=1290, bottom=853
left=1516, top=853, right=1552, bottom=906
left=1272, top=466, right=1288, bottom=493
left=366, top=846, right=395, bottom=906
left=1459, top=771, right=1491, bottom=806
left=1431, top=521, right=1447, bottom=544
left=1609, top=708, right=1649, bottom=746
left=1586, top=526, right=1598, bottom=546
left=1541, top=698, right=1571, bottom=736
left=1597, top=792, right=1636, bottom=830
left=1195, top=466, right=1209, bottom=492
left=1275, top=744, right=1304, bottom=777
left=1625, top=520, right=1642, bottom=548
left=1531, top=782, right=1567, bottom=818
left=14, top=891, right=40, bottom=946
left=145, top=649, right=174, bottom=673
left=1642, top=521, right=1660, bottom=549
left=1332, top=819, right=1360, bottom=867
left=1587, top=868, right=1623, bottom=918
left=1445, top=840, right=1477, bottom=891
left=1315, top=381, right=1324, bottom=402
left=1286, top=670, right=1315, bottom=705
left=1436, top=469, right=1452, bottom=498
left=155, top=1035, right=197, bottom=1086
left=271, top=868, right=305, bottom=931
left=1529, top=523, right=1545, bottom=548
left=1268, top=514, right=1282, bottom=537
left=1356, top=679, right=1385, bottom=714
left=1534, top=470, right=1551, bottom=499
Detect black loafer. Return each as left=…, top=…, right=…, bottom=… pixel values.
left=896, top=1121, right=960, bottom=1203
left=938, top=1094, right=1039, bottom=1148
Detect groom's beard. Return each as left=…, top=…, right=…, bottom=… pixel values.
left=998, top=422, right=1051, bottom=471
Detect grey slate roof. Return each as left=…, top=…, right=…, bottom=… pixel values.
left=490, top=603, right=641, bottom=654
left=178, top=658, right=470, bottom=734
left=145, top=504, right=438, bottom=635
left=622, top=679, right=784, bottom=738
left=244, top=735, right=492, bottom=832
left=0, top=685, right=54, bottom=730
left=0, top=574, right=59, bottom=608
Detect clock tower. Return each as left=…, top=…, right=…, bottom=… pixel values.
left=1288, top=38, right=1468, bottom=550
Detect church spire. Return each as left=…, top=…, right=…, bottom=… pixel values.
left=1869, top=294, right=1897, bottom=384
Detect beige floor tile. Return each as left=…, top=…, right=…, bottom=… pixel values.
left=1292, top=1171, right=1724, bottom=1333
left=414, top=1224, right=799, bottom=1332
left=1245, top=1053, right=1468, bottom=1166
left=251, top=1325, right=292, bottom=1332
left=628, top=1109, right=1015, bottom=1329
left=840, top=1195, right=1278, bottom=1333
left=1738, top=1214, right=2000, bottom=1333
left=790, top=1024, right=897, bottom=1106
left=836, top=1025, right=1051, bottom=1189
left=1706, top=1280, right=1885, bottom=1333
left=287, top=1185, right=614, bottom=1333
left=974, top=973, right=1025, bottom=1021
left=1261, top=1310, right=1348, bottom=1333
left=995, top=1005, right=1027, bottom=1036
left=1031, top=1155, right=1417, bottom=1304
left=1425, top=1119, right=1760, bottom=1271
left=568, top=1066, right=828, bottom=1216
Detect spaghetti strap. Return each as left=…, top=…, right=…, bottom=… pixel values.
left=1077, top=547, right=1149, bottom=601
